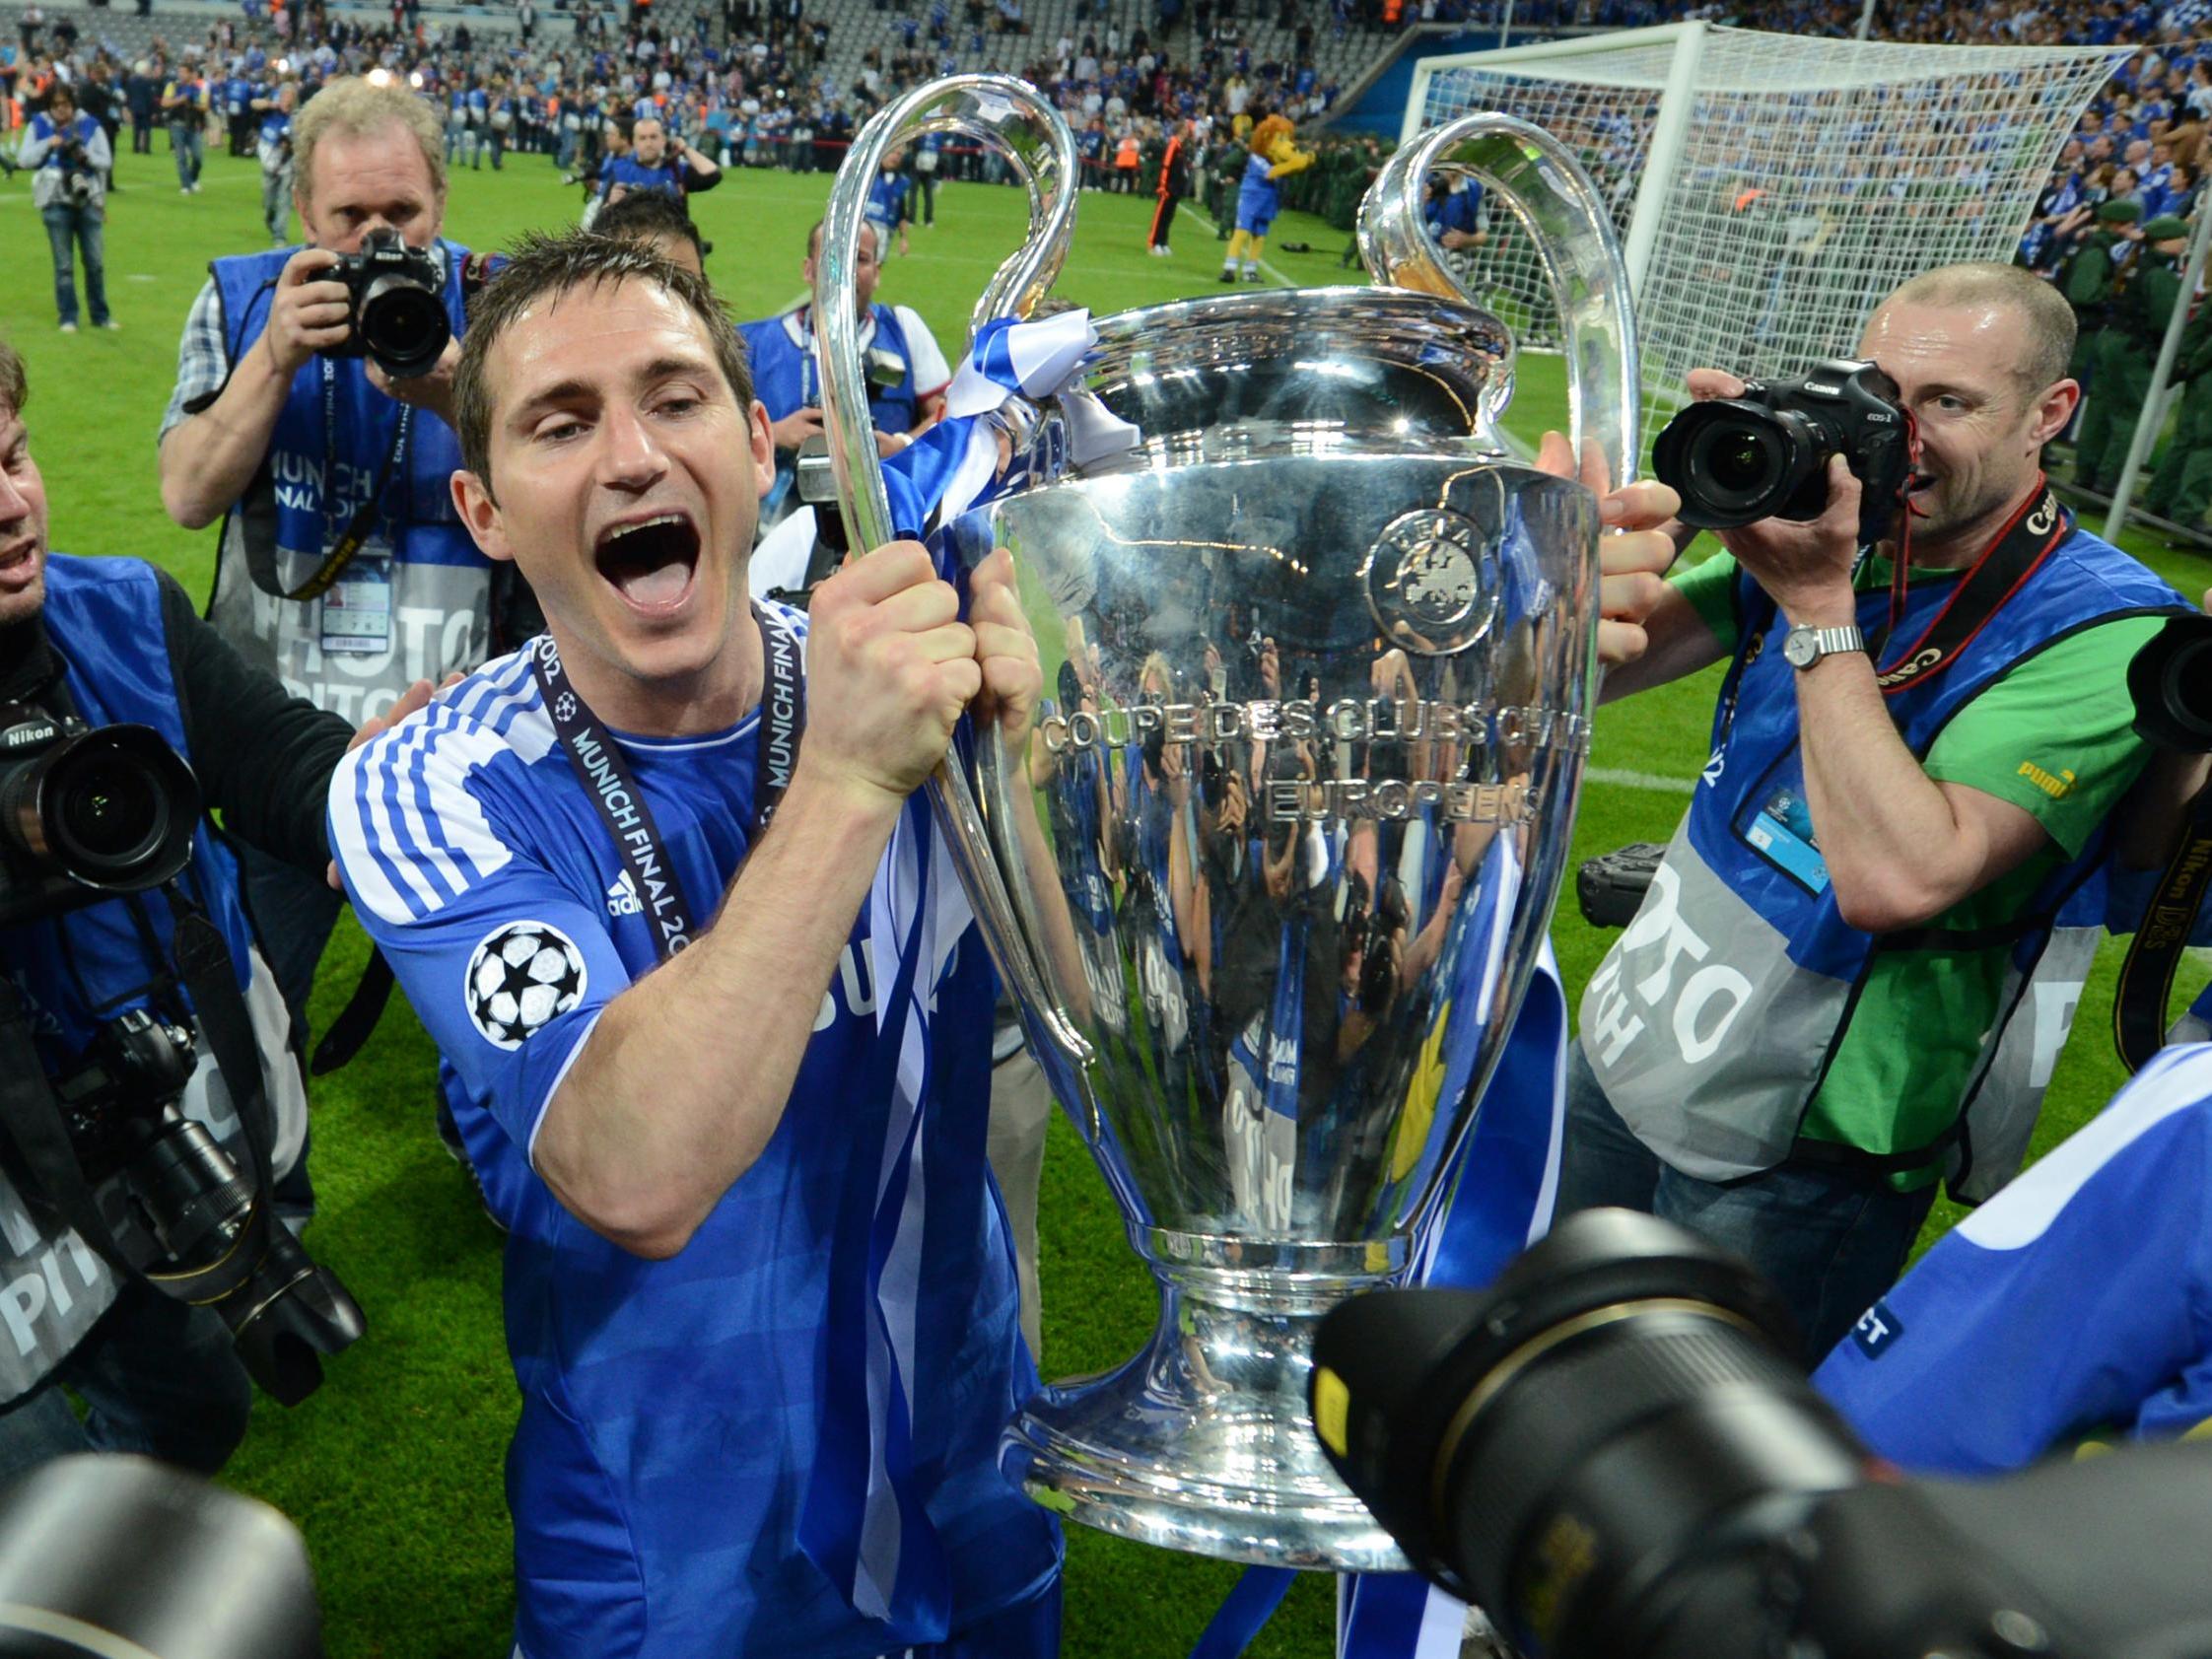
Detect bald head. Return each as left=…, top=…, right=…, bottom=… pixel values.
left=1874, top=262, right=2074, bottom=403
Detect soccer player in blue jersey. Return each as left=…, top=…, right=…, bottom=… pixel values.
left=1815, top=1039, right=2212, bottom=1475
left=326, top=233, right=1061, bottom=1659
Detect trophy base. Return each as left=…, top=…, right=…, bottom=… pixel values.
left=1001, top=1271, right=1410, bottom=1571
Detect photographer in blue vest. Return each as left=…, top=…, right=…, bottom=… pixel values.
left=592, top=112, right=721, bottom=207
left=1557, top=262, right=2189, bottom=1364
left=737, top=217, right=949, bottom=524
left=0, top=336, right=410, bottom=1479
left=155, top=74, right=502, bottom=1137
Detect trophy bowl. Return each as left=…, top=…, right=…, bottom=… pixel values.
left=814, top=77, right=1640, bottom=1570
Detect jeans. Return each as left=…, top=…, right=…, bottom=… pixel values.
left=1553, top=1043, right=1936, bottom=1366
left=41, top=200, right=108, bottom=327
left=0, top=1279, right=250, bottom=1485
left=169, top=121, right=203, bottom=186
left=260, top=164, right=293, bottom=242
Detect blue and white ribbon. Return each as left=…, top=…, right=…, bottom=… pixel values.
left=1337, top=935, right=1568, bottom=1659
left=798, top=306, right=1131, bottom=1639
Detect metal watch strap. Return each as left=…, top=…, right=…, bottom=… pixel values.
left=1788, top=623, right=1865, bottom=667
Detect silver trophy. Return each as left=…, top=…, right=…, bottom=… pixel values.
left=814, top=78, right=1639, bottom=1570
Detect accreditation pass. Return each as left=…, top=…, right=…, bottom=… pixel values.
left=321, top=552, right=394, bottom=656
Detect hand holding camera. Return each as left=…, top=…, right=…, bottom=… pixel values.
left=1653, top=363, right=1902, bottom=627
left=264, top=247, right=356, bottom=379
left=271, top=231, right=451, bottom=385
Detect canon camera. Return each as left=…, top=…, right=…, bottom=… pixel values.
left=1653, top=360, right=1914, bottom=551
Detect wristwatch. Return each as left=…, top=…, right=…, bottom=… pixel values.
left=1781, top=623, right=1866, bottom=670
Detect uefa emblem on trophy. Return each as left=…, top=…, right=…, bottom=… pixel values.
left=815, top=77, right=1640, bottom=1570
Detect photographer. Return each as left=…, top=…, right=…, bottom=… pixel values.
left=1562, top=262, right=2188, bottom=1363
left=158, top=63, right=207, bottom=192
left=0, top=336, right=389, bottom=1478
left=252, top=79, right=295, bottom=246
left=737, top=217, right=949, bottom=523
left=20, top=86, right=112, bottom=334
left=156, top=74, right=501, bottom=1110
left=593, top=112, right=720, bottom=205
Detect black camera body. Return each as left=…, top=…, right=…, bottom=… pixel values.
left=321, top=228, right=451, bottom=380
left=1653, top=359, right=1914, bottom=551
left=0, top=702, right=200, bottom=929
left=1575, top=841, right=1665, bottom=929
left=54, top=137, right=99, bottom=203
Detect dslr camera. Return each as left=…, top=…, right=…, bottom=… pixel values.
left=321, top=227, right=451, bottom=380
left=0, top=703, right=198, bottom=925
left=1653, top=359, right=1914, bottom=551
left=0, top=704, right=364, bottom=1405
left=55, top=137, right=99, bottom=204
left=1317, top=1210, right=2212, bottom=1659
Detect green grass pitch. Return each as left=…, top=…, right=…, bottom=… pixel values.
left=1, top=146, right=2205, bottom=1657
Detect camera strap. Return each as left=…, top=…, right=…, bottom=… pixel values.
left=528, top=605, right=804, bottom=964
left=1869, top=479, right=2070, bottom=696
left=2112, top=782, right=2212, bottom=1072
left=0, top=980, right=146, bottom=1284
left=241, top=360, right=411, bottom=603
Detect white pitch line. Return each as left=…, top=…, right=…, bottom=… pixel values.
left=1585, top=765, right=1696, bottom=795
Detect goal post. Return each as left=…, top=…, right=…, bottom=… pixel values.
left=1402, top=25, right=2131, bottom=453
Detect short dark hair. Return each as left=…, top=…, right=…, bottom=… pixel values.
left=0, top=337, right=25, bottom=421
left=453, top=231, right=753, bottom=496
left=595, top=187, right=705, bottom=260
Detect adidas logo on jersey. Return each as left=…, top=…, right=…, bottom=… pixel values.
left=606, top=870, right=643, bottom=917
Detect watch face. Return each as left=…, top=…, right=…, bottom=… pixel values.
left=1783, top=628, right=1819, bottom=668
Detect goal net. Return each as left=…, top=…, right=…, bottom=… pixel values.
left=1404, top=24, right=2128, bottom=449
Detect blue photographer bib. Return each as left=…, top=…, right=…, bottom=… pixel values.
left=0, top=556, right=305, bottom=1403
left=202, top=241, right=492, bottom=725
left=1580, top=492, right=2182, bottom=1196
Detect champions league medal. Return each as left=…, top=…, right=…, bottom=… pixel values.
left=815, top=76, right=1639, bottom=1570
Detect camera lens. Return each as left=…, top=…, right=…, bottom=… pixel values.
left=1313, top=1210, right=1871, bottom=1659
left=1703, top=428, right=1770, bottom=494
left=2128, top=614, right=2212, bottom=753
left=0, top=726, right=200, bottom=893
left=56, top=754, right=162, bottom=866
left=358, top=277, right=451, bottom=380
left=1651, top=399, right=1824, bottom=530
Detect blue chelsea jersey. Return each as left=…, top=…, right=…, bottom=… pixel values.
left=1816, top=1043, right=2212, bottom=1475
left=326, top=616, right=1057, bottom=1658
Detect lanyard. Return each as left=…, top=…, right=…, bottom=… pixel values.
left=529, top=603, right=804, bottom=963
left=246, top=357, right=412, bottom=604
left=1707, top=478, right=2070, bottom=754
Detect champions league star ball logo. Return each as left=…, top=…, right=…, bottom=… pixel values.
left=465, top=922, right=588, bottom=1049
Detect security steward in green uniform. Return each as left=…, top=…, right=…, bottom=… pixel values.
left=2144, top=222, right=2212, bottom=535
left=2077, top=210, right=2187, bottom=494
left=2060, top=197, right=2138, bottom=385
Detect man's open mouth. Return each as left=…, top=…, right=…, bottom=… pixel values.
left=1903, top=472, right=1938, bottom=516
left=593, top=512, right=700, bottom=613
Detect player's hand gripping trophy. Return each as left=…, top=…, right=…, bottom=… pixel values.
left=814, top=78, right=1640, bottom=1570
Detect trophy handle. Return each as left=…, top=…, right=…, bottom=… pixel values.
left=813, top=74, right=1093, bottom=1069
left=1356, top=113, right=1642, bottom=487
